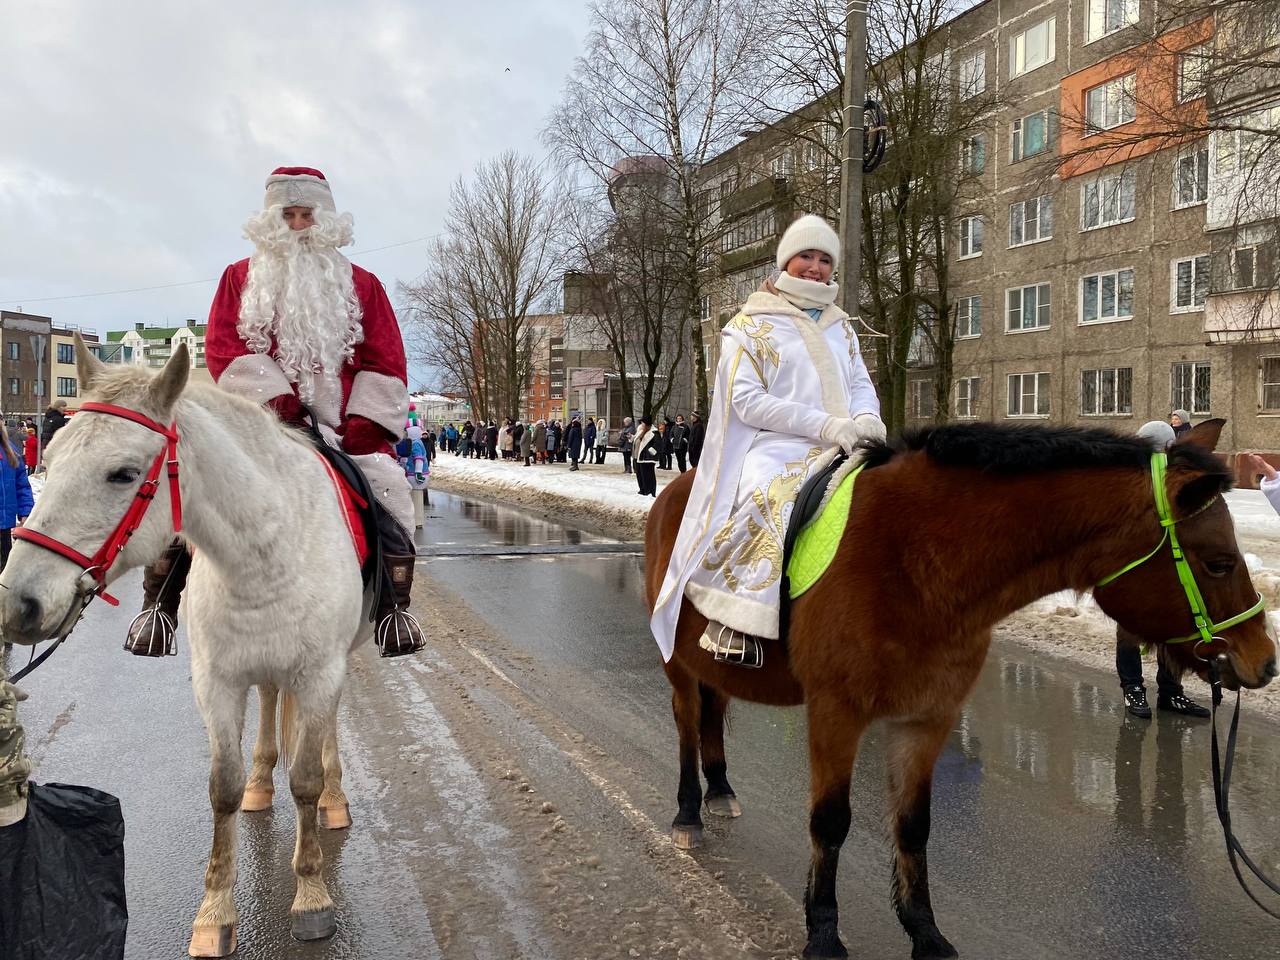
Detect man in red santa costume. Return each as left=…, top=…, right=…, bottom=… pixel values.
left=125, top=166, right=425, bottom=658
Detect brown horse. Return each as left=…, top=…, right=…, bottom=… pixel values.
left=644, top=420, right=1276, bottom=960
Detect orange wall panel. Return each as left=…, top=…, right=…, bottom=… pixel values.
left=1059, top=18, right=1213, bottom=179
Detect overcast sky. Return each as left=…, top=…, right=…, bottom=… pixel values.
left=0, top=0, right=590, bottom=389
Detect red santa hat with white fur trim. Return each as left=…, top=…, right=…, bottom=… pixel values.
left=263, top=166, right=336, bottom=212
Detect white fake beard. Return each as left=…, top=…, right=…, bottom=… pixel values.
left=237, top=205, right=364, bottom=403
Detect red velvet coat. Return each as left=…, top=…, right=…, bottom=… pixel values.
left=205, top=258, right=408, bottom=448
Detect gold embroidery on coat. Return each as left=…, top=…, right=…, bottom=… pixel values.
left=726, top=313, right=781, bottom=373
left=701, top=446, right=824, bottom=592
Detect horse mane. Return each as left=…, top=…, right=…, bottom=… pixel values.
left=859, top=422, right=1231, bottom=485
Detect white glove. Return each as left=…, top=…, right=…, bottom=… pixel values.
left=820, top=413, right=886, bottom=453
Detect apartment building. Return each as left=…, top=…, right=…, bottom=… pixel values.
left=0, top=309, right=53, bottom=420
left=106, top=320, right=213, bottom=384
left=50, top=324, right=101, bottom=406
left=693, top=0, right=1278, bottom=462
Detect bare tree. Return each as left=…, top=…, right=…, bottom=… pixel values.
left=546, top=0, right=765, bottom=414
left=564, top=182, right=692, bottom=417
left=400, top=152, right=565, bottom=420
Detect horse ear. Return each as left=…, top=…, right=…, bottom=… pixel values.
left=74, top=332, right=107, bottom=391
left=148, top=342, right=189, bottom=412
left=1177, top=417, right=1226, bottom=452
left=1171, top=469, right=1230, bottom=516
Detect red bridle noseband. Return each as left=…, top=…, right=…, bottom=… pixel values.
left=13, top=401, right=182, bottom=608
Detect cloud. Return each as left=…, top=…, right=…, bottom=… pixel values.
left=0, top=0, right=588, bottom=388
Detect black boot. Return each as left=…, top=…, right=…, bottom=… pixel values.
left=697, top=620, right=765, bottom=669
left=1122, top=683, right=1152, bottom=719
left=124, top=539, right=191, bottom=657
left=375, top=554, right=425, bottom=657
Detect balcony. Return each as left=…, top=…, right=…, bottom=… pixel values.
left=721, top=176, right=789, bottom=220
left=719, top=240, right=776, bottom=275
left=1204, top=290, right=1280, bottom=343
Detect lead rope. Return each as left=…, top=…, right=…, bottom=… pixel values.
left=1207, top=659, right=1280, bottom=918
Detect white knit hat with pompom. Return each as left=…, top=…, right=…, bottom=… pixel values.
left=775, top=214, right=840, bottom=270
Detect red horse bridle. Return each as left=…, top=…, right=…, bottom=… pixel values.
left=10, top=402, right=181, bottom=665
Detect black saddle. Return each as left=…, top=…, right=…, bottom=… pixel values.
left=302, top=407, right=384, bottom=622
left=778, top=453, right=848, bottom=651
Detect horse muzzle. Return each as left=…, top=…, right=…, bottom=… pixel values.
left=0, top=590, right=50, bottom=646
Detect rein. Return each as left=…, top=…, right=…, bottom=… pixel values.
left=8, top=402, right=181, bottom=682
left=1097, top=451, right=1277, bottom=916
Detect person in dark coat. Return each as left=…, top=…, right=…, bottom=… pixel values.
left=659, top=417, right=674, bottom=470
left=39, top=399, right=68, bottom=448
left=670, top=414, right=690, bottom=473
left=688, top=411, right=705, bottom=468
left=485, top=421, right=499, bottom=460
left=633, top=415, right=662, bottom=496
left=618, top=417, right=636, bottom=474
left=423, top=428, right=437, bottom=462
left=565, top=416, right=584, bottom=471
left=583, top=417, right=596, bottom=464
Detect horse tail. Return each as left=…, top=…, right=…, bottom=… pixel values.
left=277, top=690, right=299, bottom=771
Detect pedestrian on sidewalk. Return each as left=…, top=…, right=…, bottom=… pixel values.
left=634, top=415, right=661, bottom=497
left=485, top=421, right=499, bottom=460
left=658, top=418, right=673, bottom=470
left=671, top=414, right=690, bottom=473
left=0, top=422, right=34, bottom=572
left=547, top=420, right=560, bottom=462
left=594, top=420, right=609, bottom=464
left=566, top=416, right=583, bottom=471
left=533, top=419, right=547, bottom=463
left=619, top=417, right=635, bottom=474
left=460, top=421, right=473, bottom=457
left=1115, top=420, right=1210, bottom=719
left=583, top=417, right=596, bottom=465
left=688, top=411, right=705, bottom=468
left=22, top=429, right=37, bottom=473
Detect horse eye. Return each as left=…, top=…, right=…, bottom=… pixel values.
left=1204, top=558, right=1235, bottom=578
left=107, top=467, right=141, bottom=485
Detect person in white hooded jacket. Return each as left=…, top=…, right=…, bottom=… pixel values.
left=649, top=214, right=883, bottom=668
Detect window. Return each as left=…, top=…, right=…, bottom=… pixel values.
left=958, top=216, right=984, bottom=258
left=1009, top=195, right=1054, bottom=246
left=1233, top=247, right=1258, bottom=290
left=56, top=342, right=74, bottom=364
left=909, top=380, right=936, bottom=419
left=959, top=50, right=986, bottom=97
left=1087, top=0, right=1138, bottom=43
left=1011, top=111, right=1051, bottom=161
left=57, top=377, right=77, bottom=398
left=957, top=296, right=982, bottom=338
left=961, top=133, right=986, bottom=175
left=698, top=296, right=711, bottom=321
left=1174, top=143, right=1209, bottom=207
left=7, top=378, right=17, bottom=396
left=1262, top=357, right=1280, bottom=411
left=33, top=379, right=44, bottom=397
left=6, top=342, right=17, bottom=361
left=770, top=152, right=794, bottom=177
left=956, top=377, right=980, bottom=418
left=1081, top=169, right=1137, bottom=229
left=1080, top=367, right=1133, bottom=415
left=1010, top=18, right=1056, bottom=78
left=1171, top=254, right=1210, bottom=311
left=1214, top=107, right=1280, bottom=174
left=1171, top=361, right=1211, bottom=415
left=1007, top=372, right=1051, bottom=417
left=1080, top=268, right=1136, bottom=324
left=1178, top=44, right=1209, bottom=103
left=1006, top=283, right=1051, bottom=331
left=719, top=177, right=737, bottom=199
left=1085, top=74, right=1136, bottom=132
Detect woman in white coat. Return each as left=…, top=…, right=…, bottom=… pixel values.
left=650, top=215, right=883, bottom=668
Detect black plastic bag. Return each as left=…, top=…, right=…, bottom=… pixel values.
left=0, top=782, right=127, bottom=960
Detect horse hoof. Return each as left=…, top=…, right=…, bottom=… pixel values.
left=290, top=908, right=337, bottom=942
left=240, top=788, right=273, bottom=812
left=188, top=923, right=237, bottom=957
left=671, top=824, right=703, bottom=850
left=704, top=793, right=741, bottom=818
left=318, top=803, right=352, bottom=830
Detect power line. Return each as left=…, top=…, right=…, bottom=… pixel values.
left=0, top=232, right=445, bottom=306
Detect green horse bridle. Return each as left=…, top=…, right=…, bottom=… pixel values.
left=1096, top=452, right=1266, bottom=653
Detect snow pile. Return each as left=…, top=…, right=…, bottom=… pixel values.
left=430, top=457, right=673, bottom=539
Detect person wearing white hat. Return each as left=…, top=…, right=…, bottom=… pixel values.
left=124, top=166, right=425, bottom=660
left=650, top=214, right=883, bottom=668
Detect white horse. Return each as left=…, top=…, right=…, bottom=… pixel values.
left=0, top=338, right=369, bottom=956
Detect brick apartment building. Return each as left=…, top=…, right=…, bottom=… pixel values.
left=692, top=0, right=1278, bottom=464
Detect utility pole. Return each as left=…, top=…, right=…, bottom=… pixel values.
left=838, top=0, right=868, bottom=318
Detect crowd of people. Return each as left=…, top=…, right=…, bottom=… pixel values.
left=426, top=412, right=705, bottom=492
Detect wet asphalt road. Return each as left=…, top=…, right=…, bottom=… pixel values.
left=5, top=488, right=1280, bottom=960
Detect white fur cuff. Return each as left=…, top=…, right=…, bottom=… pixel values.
left=220, top=354, right=292, bottom=404
left=348, top=371, right=409, bottom=436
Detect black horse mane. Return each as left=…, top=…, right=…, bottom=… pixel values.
left=859, top=422, right=1229, bottom=481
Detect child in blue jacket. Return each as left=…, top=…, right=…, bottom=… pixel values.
left=0, top=422, right=35, bottom=570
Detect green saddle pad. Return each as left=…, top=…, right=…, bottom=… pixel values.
left=786, top=462, right=865, bottom=600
